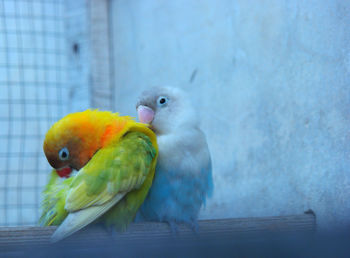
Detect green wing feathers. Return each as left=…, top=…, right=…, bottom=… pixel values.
left=101, top=132, right=157, bottom=230
left=39, top=170, right=72, bottom=226
left=65, top=131, right=157, bottom=212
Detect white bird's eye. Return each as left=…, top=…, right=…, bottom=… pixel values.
left=157, top=96, right=168, bottom=107
left=58, top=147, right=69, bottom=161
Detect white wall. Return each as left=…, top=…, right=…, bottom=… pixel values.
left=110, top=0, right=350, bottom=229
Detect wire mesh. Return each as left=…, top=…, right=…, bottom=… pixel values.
left=0, top=0, right=68, bottom=226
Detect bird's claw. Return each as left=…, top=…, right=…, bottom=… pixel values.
left=190, top=221, right=199, bottom=234
left=168, top=221, right=179, bottom=235
left=104, top=225, right=118, bottom=240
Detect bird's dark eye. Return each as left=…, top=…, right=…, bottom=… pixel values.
left=157, top=96, right=168, bottom=106
left=58, top=147, right=69, bottom=161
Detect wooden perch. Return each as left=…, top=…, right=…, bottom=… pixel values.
left=0, top=213, right=315, bottom=254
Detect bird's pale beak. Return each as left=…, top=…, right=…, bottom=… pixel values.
left=137, top=105, right=155, bottom=124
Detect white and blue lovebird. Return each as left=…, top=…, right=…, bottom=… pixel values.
left=135, top=86, right=213, bottom=230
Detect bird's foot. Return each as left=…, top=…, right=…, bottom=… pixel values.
left=189, top=221, right=199, bottom=234
left=104, top=225, right=118, bottom=240
left=167, top=221, right=179, bottom=235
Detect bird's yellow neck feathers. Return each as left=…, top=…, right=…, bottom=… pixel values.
left=52, top=109, right=132, bottom=147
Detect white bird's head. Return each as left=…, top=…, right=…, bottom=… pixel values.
left=136, top=86, right=197, bottom=135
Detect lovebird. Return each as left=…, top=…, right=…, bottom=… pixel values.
left=135, top=87, right=213, bottom=230
left=40, top=109, right=158, bottom=242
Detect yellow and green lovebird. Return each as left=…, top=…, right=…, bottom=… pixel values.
left=39, top=109, right=158, bottom=242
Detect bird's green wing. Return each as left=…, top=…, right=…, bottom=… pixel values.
left=52, top=131, right=157, bottom=241
left=39, top=170, right=72, bottom=226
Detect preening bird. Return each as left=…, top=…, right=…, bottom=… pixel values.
left=136, top=87, right=213, bottom=230
left=40, top=110, right=158, bottom=242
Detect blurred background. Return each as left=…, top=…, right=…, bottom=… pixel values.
left=0, top=0, right=349, bottom=230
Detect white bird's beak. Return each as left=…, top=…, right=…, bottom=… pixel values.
left=137, top=105, right=155, bottom=124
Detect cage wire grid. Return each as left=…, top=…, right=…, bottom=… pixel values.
left=0, top=0, right=69, bottom=226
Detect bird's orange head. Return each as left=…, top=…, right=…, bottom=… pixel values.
left=43, top=109, right=128, bottom=178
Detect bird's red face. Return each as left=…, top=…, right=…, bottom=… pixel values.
left=43, top=110, right=129, bottom=178
left=43, top=133, right=97, bottom=178
left=43, top=112, right=103, bottom=178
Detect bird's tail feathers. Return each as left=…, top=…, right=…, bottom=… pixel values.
left=51, top=192, right=126, bottom=242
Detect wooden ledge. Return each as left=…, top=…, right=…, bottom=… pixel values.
left=0, top=213, right=315, bottom=251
